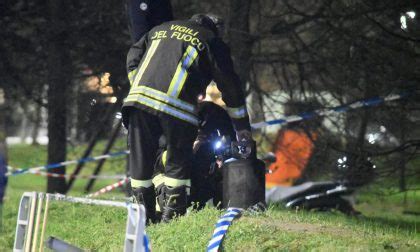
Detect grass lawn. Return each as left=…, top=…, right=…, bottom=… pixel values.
left=1, top=142, right=419, bottom=251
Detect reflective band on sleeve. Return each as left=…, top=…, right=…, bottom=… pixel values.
left=167, top=46, right=199, bottom=97
left=226, top=106, right=248, bottom=119
left=131, top=178, right=153, bottom=188
left=133, top=39, right=161, bottom=87
left=128, top=69, right=138, bottom=86
left=156, top=199, right=161, bottom=212
left=164, top=177, right=191, bottom=187
left=152, top=173, right=165, bottom=187
left=129, top=86, right=196, bottom=114
left=162, top=150, right=167, bottom=167
left=125, top=94, right=199, bottom=125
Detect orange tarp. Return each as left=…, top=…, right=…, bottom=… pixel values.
left=266, top=130, right=316, bottom=188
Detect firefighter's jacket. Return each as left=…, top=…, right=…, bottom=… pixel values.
left=122, top=20, right=250, bottom=131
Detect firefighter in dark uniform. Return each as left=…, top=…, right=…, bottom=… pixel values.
left=122, top=14, right=252, bottom=223
left=124, top=0, right=173, bottom=197
left=126, top=0, right=174, bottom=42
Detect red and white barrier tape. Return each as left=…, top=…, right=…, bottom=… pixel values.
left=86, top=178, right=129, bottom=198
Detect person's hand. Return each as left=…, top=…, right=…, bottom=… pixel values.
left=216, top=159, right=223, bottom=168
left=236, top=129, right=253, bottom=142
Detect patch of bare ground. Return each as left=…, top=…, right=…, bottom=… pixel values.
left=242, top=217, right=350, bottom=236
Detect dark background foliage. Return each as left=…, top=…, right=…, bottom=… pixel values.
left=0, top=0, right=419, bottom=192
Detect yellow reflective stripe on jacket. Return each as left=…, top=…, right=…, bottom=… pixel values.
left=161, top=150, right=167, bottom=167
left=152, top=173, right=165, bottom=187
left=226, top=105, right=248, bottom=119
left=128, top=69, right=138, bottom=86
left=130, top=178, right=153, bottom=188
left=164, top=177, right=191, bottom=187
left=125, top=94, right=199, bottom=125
left=133, top=39, right=161, bottom=87
left=167, top=46, right=199, bottom=97
left=129, top=85, right=195, bottom=114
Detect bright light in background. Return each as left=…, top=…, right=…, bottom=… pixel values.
left=401, top=11, right=416, bottom=30
left=0, top=88, right=4, bottom=105
left=338, top=156, right=347, bottom=164
left=337, top=156, right=348, bottom=170
left=379, top=125, right=386, bottom=133
left=368, top=133, right=378, bottom=144
left=407, top=11, right=416, bottom=19
left=401, top=16, right=407, bottom=29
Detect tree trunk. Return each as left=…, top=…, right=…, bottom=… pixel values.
left=31, top=103, right=42, bottom=145
left=227, top=0, right=253, bottom=90
left=0, top=88, right=8, bottom=204
left=0, top=89, right=6, bottom=158
left=19, top=105, right=29, bottom=143
left=399, top=153, right=406, bottom=192
left=398, top=106, right=407, bottom=192
left=355, top=108, right=369, bottom=151
left=46, top=0, right=71, bottom=193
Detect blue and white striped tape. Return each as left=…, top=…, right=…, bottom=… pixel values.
left=144, top=234, right=151, bottom=252
left=6, top=92, right=411, bottom=178
left=251, top=91, right=410, bottom=129
left=207, top=208, right=243, bottom=252
left=7, top=150, right=129, bottom=177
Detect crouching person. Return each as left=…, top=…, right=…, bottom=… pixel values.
left=152, top=100, right=237, bottom=215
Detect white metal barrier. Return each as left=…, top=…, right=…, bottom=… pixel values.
left=13, top=192, right=147, bottom=252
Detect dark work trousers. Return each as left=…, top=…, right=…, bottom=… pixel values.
left=126, top=0, right=174, bottom=42
left=127, top=108, right=197, bottom=183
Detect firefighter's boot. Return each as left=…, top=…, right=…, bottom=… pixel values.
left=154, top=183, right=165, bottom=222
left=161, top=185, right=188, bottom=222
left=132, top=186, right=156, bottom=224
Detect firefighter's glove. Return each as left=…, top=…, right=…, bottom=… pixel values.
left=236, top=129, right=253, bottom=142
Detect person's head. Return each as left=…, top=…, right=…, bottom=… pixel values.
left=201, top=82, right=226, bottom=107
left=190, top=13, right=225, bottom=37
